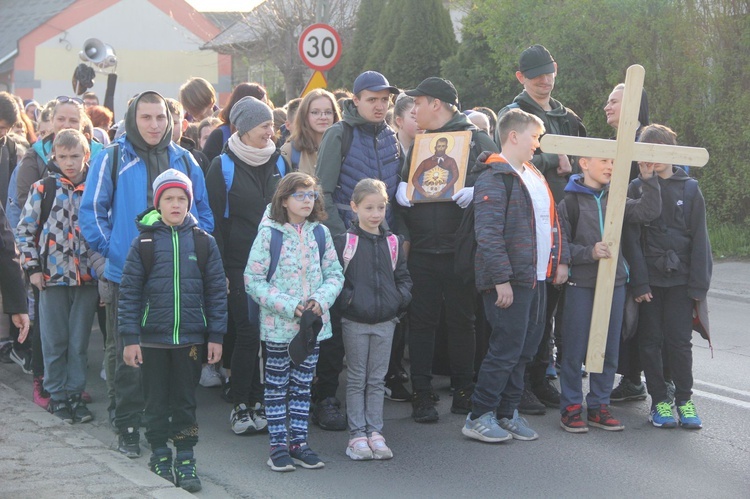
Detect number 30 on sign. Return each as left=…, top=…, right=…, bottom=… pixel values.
left=298, top=23, right=342, bottom=71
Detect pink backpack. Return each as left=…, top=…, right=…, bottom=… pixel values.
left=342, top=233, right=399, bottom=273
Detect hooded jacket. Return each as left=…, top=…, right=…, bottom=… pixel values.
left=0, top=203, right=28, bottom=314
left=399, top=112, right=498, bottom=252
left=558, top=173, right=661, bottom=288
left=316, top=99, right=400, bottom=236
left=626, top=168, right=712, bottom=299
left=79, top=91, right=214, bottom=284
left=118, top=210, right=227, bottom=347
left=16, top=165, right=102, bottom=286
left=333, top=223, right=412, bottom=324
left=495, top=90, right=585, bottom=202
left=473, top=154, right=568, bottom=290
left=244, top=206, right=344, bottom=344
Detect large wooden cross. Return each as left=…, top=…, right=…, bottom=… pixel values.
left=540, top=65, right=709, bottom=373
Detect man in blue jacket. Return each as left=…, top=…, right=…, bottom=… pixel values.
left=80, top=91, right=213, bottom=458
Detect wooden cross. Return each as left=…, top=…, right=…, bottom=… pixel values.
left=540, top=65, right=709, bottom=373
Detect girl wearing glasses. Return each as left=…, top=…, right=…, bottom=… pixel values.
left=280, top=89, right=340, bottom=176
left=245, top=172, right=344, bottom=472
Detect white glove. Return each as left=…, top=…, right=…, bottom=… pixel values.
left=396, top=181, right=412, bottom=207
left=452, top=187, right=474, bottom=209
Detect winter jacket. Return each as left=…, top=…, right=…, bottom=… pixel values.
left=244, top=206, right=344, bottom=344
left=280, top=140, right=317, bottom=176
left=316, top=99, right=400, bottom=236
left=205, top=146, right=284, bottom=271
left=79, top=136, right=213, bottom=284
left=0, top=202, right=28, bottom=314
left=473, top=154, right=568, bottom=291
left=495, top=91, right=585, bottom=202
left=399, top=112, right=498, bottom=252
left=333, top=223, right=412, bottom=324
left=16, top=169, right=102, bottom=287
left=557, top=173, right=661, bottom=289
left=16, top=134, right=103, bottom=208
left=626, top=168, right=711, bottom=300
left=118, top=210, right=227, bottom=347
left=0, top=134, right=25, bottom=209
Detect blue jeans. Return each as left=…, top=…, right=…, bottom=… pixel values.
left=39, top=286, right=98, bottom=400
left=471, top=283, right=546, bottom=416
left=559, top=285, right=625, bottom=411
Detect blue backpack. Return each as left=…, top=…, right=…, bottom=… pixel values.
left=220, top=153, right=286, bottom=218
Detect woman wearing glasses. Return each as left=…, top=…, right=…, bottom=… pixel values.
left=280, top=89, right=340, bottom=176
left=205, top=96, right=290, bottom=437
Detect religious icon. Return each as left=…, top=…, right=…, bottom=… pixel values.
left=407, top=131, right=471, bottom=203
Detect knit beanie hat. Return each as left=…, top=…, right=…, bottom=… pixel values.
left=153, top=168, right=193, bottom=210
left=229, top=96, right=273, bottom=137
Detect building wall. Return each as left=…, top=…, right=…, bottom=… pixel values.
left=14, top=0, right=230, bottom=119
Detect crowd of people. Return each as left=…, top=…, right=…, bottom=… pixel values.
left=0, top=43, right=711, bottom=492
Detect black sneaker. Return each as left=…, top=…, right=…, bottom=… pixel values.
left=384, top=376, right=411, bottom=402
left=388, top=361, right=409, bottom=384
left=610, top=377, right=647, bottom=402
left=311, top=397, right=347, bottom=431
left=411, top=390, right=439, bottom=423
left=518, top=386, right=546, bottom=415
left=49, top=399, right=73, bottom=424
left=69, top=393, right=93, bottom=423
left=174, top=450, right=202, bottom=492
left=0, top=341, right=13, bottom=363
left=10, top=347, right=32, bottom=374
left=532, top=378, right=560, bottom=408
left=117, top=427, right=141, bottom=458
left=149, top=447, right=174, bottom=484
left=451, top=384, right=474, bottom=415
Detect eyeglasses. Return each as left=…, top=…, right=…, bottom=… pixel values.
left=310, top=110, right=334, bottom=118
left=289, top=191, right=319, bottom=201
left=56, top=96, right=84, bottom=106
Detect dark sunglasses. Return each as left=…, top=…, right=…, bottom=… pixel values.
left=56, top=96, right=84, bottom=106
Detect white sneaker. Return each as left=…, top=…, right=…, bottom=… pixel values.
left=250, top=403, right=268, bottom=432
left=346, top=437, right=373, bottom=461
left=199, top=364, right=222, bottom=388
left=230, top=403, right=258, bottom=435
left=367, top=432, right=393, bottom=460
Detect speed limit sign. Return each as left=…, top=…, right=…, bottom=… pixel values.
left=298, top=23, right=342, bottom=71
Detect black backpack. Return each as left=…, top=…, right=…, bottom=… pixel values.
left=454, top=173, right=514, bottom=284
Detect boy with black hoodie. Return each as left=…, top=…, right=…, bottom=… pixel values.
left=629, top=124, right=712, bottom=429
left=119, top=169, right=226, bottom=491
left=557, top=154, right=661, bottom=433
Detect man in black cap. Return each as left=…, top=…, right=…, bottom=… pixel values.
left=395, top=77, right=498, bottom=423
left=311, top=70, right=401, bottom=430
left=494, top=44, right=586, bottom=415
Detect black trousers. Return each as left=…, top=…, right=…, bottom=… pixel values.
left=527, top=282, right=564, bottom=384
left=141, top=345, right=201, bottom=450
left=408, top=252, right=476, bottom=392
left=227, top=268, right=263, bottom=406
left=313, top=306, right=345, bottom=401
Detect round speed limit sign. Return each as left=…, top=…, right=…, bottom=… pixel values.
left=298, top=23, right=342, bottom=71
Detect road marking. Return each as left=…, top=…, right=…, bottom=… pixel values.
left=693, top=389, right=750, bottom=410
left=694, top=380, right=750, bottom=399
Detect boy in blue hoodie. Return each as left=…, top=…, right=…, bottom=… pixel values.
left=557, top=155, right=661, bottom=433
left=119, top=169, right=226, bottom=492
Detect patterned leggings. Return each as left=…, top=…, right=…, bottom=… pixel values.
left=265, top=341, right=319, bottom=447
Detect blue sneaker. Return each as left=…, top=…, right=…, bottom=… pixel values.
left=649, top=401, right=677, bottom=428
left=462, top=412, right=512, bottom=443
left=677, top=400, right=702, bottom=429
left=498, top=410, right=539, bottom=440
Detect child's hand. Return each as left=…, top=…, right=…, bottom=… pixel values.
left=557, top=154, right=572, bottom=176
left=554, top=263, right=569, bottom=285
left=494, top=283, right=513, bottom=309
left=30, top=272, right=45, bottom=291
left=592, top=241, right=612, bottom=260
left=294, top=302, right=305, bottom=317
left=124, top=345, right=142, bottom=367
left=207, top=342, right=223, bottom=364
left=306, top=299, right=322, bottom=316
left=638, top=161, right=655, bottom=179
left=634, top=292, right=653, bottom=303
left=12, top=314, right=30, bottom=343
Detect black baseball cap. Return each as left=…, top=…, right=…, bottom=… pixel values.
left=405, top=77, right=459, bottom=106
left=519, top=45, right=555, bottom=78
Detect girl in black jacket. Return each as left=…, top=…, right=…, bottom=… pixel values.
left=334, top=179, right=412, bottom=461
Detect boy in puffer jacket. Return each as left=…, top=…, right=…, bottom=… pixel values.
left=16, top=129, right=103, bottom=424
left=119, top=169, right=226, bottom=492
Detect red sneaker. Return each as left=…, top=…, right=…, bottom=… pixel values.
left=33, top=376, right=50, bottom=410
left=587, top=404, right=624, bottom=431
left=560, top=404, right=588, bottom=433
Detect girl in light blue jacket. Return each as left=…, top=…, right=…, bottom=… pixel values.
left=245, top=172, right=343, bottom=472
